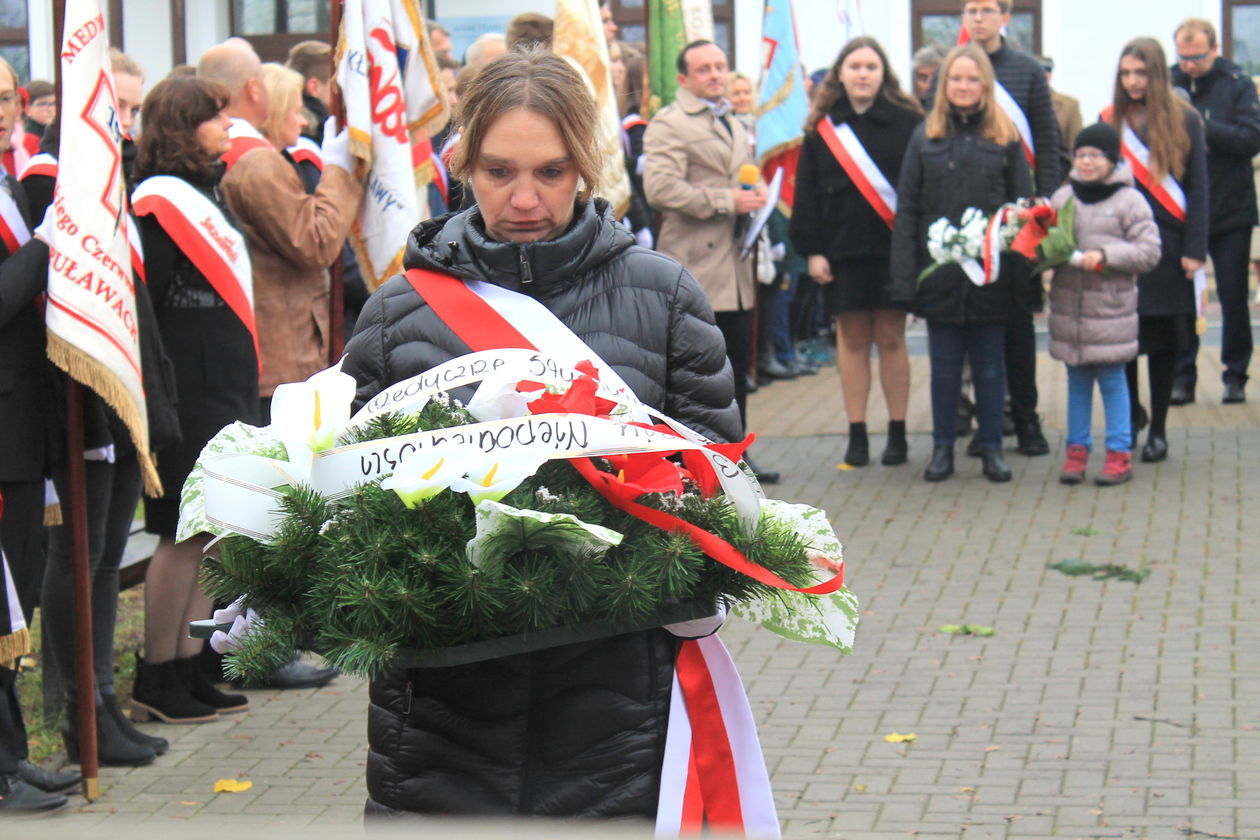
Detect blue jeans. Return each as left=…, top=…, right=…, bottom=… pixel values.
left=1065, top=363, right=1131, bottom=452
left=927, top=322, right=1007, bottom=449
left=768, top=273, right=798, bottom=364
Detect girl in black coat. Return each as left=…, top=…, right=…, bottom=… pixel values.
left=890, top=44, right=1035, bottom=483
left=1106, top=37, right=1209, bottom=463
left=791, top=36, right=922, bottom=467
left=343, top=49, right=740, bottom=821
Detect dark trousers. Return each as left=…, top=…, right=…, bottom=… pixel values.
left=714, top=309, right=753, bottom=432
left=1005, top=309, right=1039, bottom=424
left=43, top=454, right=143, bottom=704
left=928, top=322, right=1008, bottom=449
left=1176, top=228, right=1253, bottom=387
left=0, top=666, right=26, bottom=774
left=0, top=480, right=45, bottom=626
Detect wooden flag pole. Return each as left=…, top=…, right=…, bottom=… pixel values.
left=51, top=0, right=101, bottom=802
left=328, top=0, right=347, bottom=364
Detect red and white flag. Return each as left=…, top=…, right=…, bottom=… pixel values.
left=44, top=0, right=160, bottom=494
left=336, top=0, right=450, bottom=290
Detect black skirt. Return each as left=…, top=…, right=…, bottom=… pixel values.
left=1137, top=313, right=1195, bottom=356
left=823, top=258, right=907, bottom=314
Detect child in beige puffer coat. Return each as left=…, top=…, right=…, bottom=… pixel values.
left=1049, top=123, right=1161, bottom=486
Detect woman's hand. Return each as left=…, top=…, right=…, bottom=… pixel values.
left=1079, top=250, right=1105, bottom=271
left=808, top=254, right=833, bottom=285
left=1181, top=257, right=1204, bottom=279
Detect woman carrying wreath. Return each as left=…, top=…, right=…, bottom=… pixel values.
left=129, top=76, right=259, bottom=725
left=341, top=48, right=744, bottom=821
left=889, top=43, right=1034, bottom=483
left=790, top=36, right=922, bottom=468
left=1104, top=38, right=1208, bottom=463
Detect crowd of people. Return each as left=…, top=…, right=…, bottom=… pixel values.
left=0, top=0, right=1254, bottom=824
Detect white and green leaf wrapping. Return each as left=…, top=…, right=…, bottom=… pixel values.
left=465, top=500, right=625, bottom=570
left=177, top=422, right=288, bottom=543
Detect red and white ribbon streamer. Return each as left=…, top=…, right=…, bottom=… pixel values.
left=816, top=117, right=896, bottom=229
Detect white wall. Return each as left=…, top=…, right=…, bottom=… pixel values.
left=26, top=0, right=53, bottom=82
left=183, top=1, right=231, bottom=71
left=121, top=0, right=172, bottom=82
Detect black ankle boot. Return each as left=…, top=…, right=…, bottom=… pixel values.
left=845, top=423, right=869, bottom=466
left=130, top=657, right=219, bottom=724
left=924, top=445, right=954, bottom=481
left=175, top=658, right=250, bottom=713
left=981, top=449, right=1013, bottom=482
left=101, top=693, right=168, bottom=755
left=64, top=701, right=156, bottom=767
left=881, top=421, right=908, bottom=465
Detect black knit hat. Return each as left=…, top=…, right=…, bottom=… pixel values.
left=1074, top=122, right=1120, bottom=164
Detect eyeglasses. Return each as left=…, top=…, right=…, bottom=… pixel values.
left=1073, top=150, right=1108, bottom=160
left=28, top=101, right=55, bottom=110
left=0, top=93, right=19, bottom=110
left=1177, top=51, right=1211, bottom=63
left=963, top=7, right=1003, bottom=17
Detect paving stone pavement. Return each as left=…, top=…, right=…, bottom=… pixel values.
left=26, top=351, right=1258, bottom=839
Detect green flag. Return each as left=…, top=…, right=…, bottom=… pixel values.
left=647, top=0, right=687, bottom=115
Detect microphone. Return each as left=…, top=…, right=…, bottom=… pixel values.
left=737, top=163, right=760, bottom=190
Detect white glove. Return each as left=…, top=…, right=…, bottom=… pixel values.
left=209, top=598, right=261, bottom=654
left=33, top=203, right=55, bottom=243
left=665, top=600, right=727, bottom=639
left=320, top=116, right=353, bottom=172
left=1068, top=249, right=1087, bottom=268
left=634, top=227, right=654, bottom=250
left=769, top=242, right=787, bottom=262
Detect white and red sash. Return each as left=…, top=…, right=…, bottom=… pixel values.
left=622, top=114, right=648, bottom=132
left=223, top=118, right=273, bottom=171
left=1101, top=107, right=1187, bottom=223
left=132, top=175, right=259, bottom=364
left=403, top=267, right=781, bottom=838
left=994, top=80, right=1036, bottom=169
left=816, top=116, right=897, bottom=229
left=0, top=183, right=31, bottom=255
left=18, top=152, right=58, bottom=181
left=287, top=135, right=324, bottom=172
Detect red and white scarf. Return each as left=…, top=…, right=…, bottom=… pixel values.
left=0, top=181, right=31, bottom=255
left=403, top=267, right=781, bottom=838
left=816, top=116, right=897, bottom=229
left=993, top=80, right=1035, bottom=170
left=132, top=175, right=258, bottom=363
left=223, top=118, right=273, bottom=171
left=18, top=151, right=58, bottom=181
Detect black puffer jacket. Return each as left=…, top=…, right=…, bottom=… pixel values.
left=342, top=198, right=740, bottom=819
left=1172, top=56, right=1260, bottom=234
left=889, top=111, right=1035, bottom=324
left=790, top=96, right=922, bottom=263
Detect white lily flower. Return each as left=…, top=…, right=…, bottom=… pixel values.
left=380, top=452, right=464, bottom=508
left=466, top=376, right=544, bottom=422
left=269, top=362, right=358, bottom=469
left=449, top=454, right=547, bottom=505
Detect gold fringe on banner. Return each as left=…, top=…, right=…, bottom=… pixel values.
left=46, top=332, right=164, bottom=498
left=0, top=628, right=31, bottom=664
left=43, top=502, right=63, bottom=526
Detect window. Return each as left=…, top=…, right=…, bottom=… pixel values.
left=0, top=0, right=28, bottom=82
left=606, top=0, right=735, bottom=64
left=231, top=0, right=332, bottom=62
left=1225, top=1, right=1260, bottom=76
left=912, top=0, right=1041, bottom=57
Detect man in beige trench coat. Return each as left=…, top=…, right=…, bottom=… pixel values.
left=644, top=40, right=778, bottom=482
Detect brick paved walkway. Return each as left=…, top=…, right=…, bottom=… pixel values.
left=26, top=348, right=1258, bottom=839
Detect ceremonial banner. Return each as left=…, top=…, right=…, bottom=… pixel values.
left=755, top=0, right=809, bottom=214
left=680, top=0, right=714, bottom=43
left=553, top=0, right=631, bottom=217
left=838, top=0, right=864, bottom=43
left=44, top=0, right=159, bottom=494
left=336, top=0, right=450, bottom=290
left=647, top=0, right=687, bottom=114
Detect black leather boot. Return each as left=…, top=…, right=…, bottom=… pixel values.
left=0, top=773, right=67, bottom=816
left=175, top=658, right=250, bottom=713
left=844, top=423, right=869, bottom=466
left=64, top=701, right=156, bottom=767
left=130, top=657, right=218, bottom=724
left=881, top=420, right=908, bottom=466
left=924, top=445, right=954, bottom=482
left=1015, top=416, right=1050, bottom=456
left=102, top=694, right=169, bottom=755
left=981, top=449, right=1013, bottom=482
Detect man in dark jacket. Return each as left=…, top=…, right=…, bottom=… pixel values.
left=1171, top=18, right=1260, bottom=404
left=286, top=40, right=331, bottom=145
left=955, top=0, right=1062, bottom=455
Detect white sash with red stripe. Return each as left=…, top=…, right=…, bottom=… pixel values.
left=287, top=135, right=324, bottom=171
left=816, top=116, right=897, bottom=229
left=1118, top=122, right=1187, bottom=223
left=224, top=118, right=273, bottom=170
left=132, top=175, right=258, bottom=359
left=994, top=80, right=1035, bottom=169
left=0, top=183, right=31, bottom=254
left=18, top=152, right=58, bottom=181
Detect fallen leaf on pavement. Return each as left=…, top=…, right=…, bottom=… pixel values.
left=213, top=779, right=253, bottom=793
left=853, top=784, right=867, bottom=792
left=884, top=732, right=917, bottom=743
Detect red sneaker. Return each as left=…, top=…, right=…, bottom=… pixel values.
left=1095, top=450, right=1133, bottom=486
left=1059, top=444, right=1088, bottom=484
